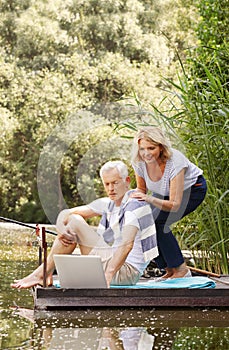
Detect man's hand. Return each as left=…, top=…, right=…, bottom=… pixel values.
left=58, top=233, right=75, bottom=247
left=56, top=209, right=76, bottom=246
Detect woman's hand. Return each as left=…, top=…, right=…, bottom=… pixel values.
left=130, top=191, right=148, bottom=201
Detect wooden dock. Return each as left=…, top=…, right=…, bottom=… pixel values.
left=33, top=276, right=229, bottom=310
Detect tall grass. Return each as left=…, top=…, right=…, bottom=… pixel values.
left=169, top=60, right=229, bottom=274
left=117, top=56, right=228, bottom=274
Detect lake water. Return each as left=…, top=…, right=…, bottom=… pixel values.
left=0, top=224, right=228, bottom=349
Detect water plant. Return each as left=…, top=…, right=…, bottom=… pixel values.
left=116, top=50, right=228, bottom=274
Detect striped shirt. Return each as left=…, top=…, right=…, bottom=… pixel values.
left=88, top=191, right=158, bottom=273
left=132, top=148, right=203, bottom=196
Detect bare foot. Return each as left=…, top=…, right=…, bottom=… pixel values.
left=11, top=273, right=53, bottom=289
left=170, top=268, right=191, bottom=279
left=161, top=267, right=173, bottom=279
left=155, top=268, right=173, bottom=281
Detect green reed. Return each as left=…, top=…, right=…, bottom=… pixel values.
left=151, top=57, right=228, bottom=273
left=172, top=61, right=228, bottom=274
left=117, top=54, right=228, bottom=273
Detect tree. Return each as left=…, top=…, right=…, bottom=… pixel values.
left=0, top=0, right=199, bottom=222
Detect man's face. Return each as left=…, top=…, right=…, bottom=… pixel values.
left=101, top=168, right=130, bottom=206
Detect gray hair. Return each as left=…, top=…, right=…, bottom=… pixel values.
left=100, top=160, right=128, bottom=180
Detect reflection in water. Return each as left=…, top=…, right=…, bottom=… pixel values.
left=1, top=306, right=229, bottom=349
left=44, top=327, right=155, bottom=350
left=31, top=323, right=177, bottom=349
left=10, top=307, right=228, bottom=350
left=0, top=227, right=229, bottom=349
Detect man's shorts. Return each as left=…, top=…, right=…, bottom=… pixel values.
left=89, top=237, right=141, bottom=286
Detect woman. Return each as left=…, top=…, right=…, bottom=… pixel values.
left=131, top=126, right=207, bottom=279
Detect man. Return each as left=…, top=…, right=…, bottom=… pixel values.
left=11, top=161, right=158, bottom=288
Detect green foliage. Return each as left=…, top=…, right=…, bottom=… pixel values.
left=173, top=327, right=229, bottom=349
left=0, top=0, right=31, bottom=50
left=173, top=66, right=228, bottom=274
left=184, top=0, right=229, bottom=273
left=117, top=57, right=228, bottom=274
left=198, top=0, right=229, bottom=46
left=0, top=0, right=197, bottom=223
left=192, top=0, right=229, bottom=83
left=0, top=0, right=227, bottom=272
left=116, top=0, right=229, bottom=273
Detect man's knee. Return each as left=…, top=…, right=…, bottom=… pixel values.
left=69, top=214, right=86, bottom=225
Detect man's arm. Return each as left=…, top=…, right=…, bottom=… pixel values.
left=104, top=225, right=138, bottom=287
left=68, top=205, right=100, bottom=218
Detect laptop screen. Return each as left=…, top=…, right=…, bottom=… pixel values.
left=53, top=254, right=107, bottom=289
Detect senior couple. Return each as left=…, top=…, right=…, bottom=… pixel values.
left=12, top=127, right=207, bottom=289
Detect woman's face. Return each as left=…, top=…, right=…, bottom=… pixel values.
left=138, top=139, right=162, bottom=164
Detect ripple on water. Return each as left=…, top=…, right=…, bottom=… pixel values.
left=0, top=227, right=229, bottom=349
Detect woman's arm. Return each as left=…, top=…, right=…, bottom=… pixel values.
left=131, top=169, right=185, bottom=212
left=135, top=173, right=147, bottom=193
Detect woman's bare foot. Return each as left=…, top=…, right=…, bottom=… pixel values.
left=170, top=263, right=192, bottom=279
left=161, top=267, right=173, bottom=279
left=170, top=269, right=191, bottom=279
left=155, top=267, right=173, bottom=281
left=11, top=273, right=53, bottom=289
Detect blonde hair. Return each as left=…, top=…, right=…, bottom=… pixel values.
left=131, top=126, right=172, bottom=164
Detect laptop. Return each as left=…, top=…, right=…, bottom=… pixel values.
left=53, top=254, right=107, bottom=289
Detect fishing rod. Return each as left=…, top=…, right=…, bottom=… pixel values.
left=0, top=216, right=57, bottom=236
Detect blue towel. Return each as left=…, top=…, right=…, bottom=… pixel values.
left=53, top=277, right=216, bottom=289
left=111, top=277, right=216, bottom=289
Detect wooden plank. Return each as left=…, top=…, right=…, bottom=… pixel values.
left=36, top=286, right=228, bottom=297
left=35, top=296, right=227, bottom=309
left=34, top=286, right=229, bottom=310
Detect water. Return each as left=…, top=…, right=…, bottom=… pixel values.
left=0, top=225, right=229, bottom=349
